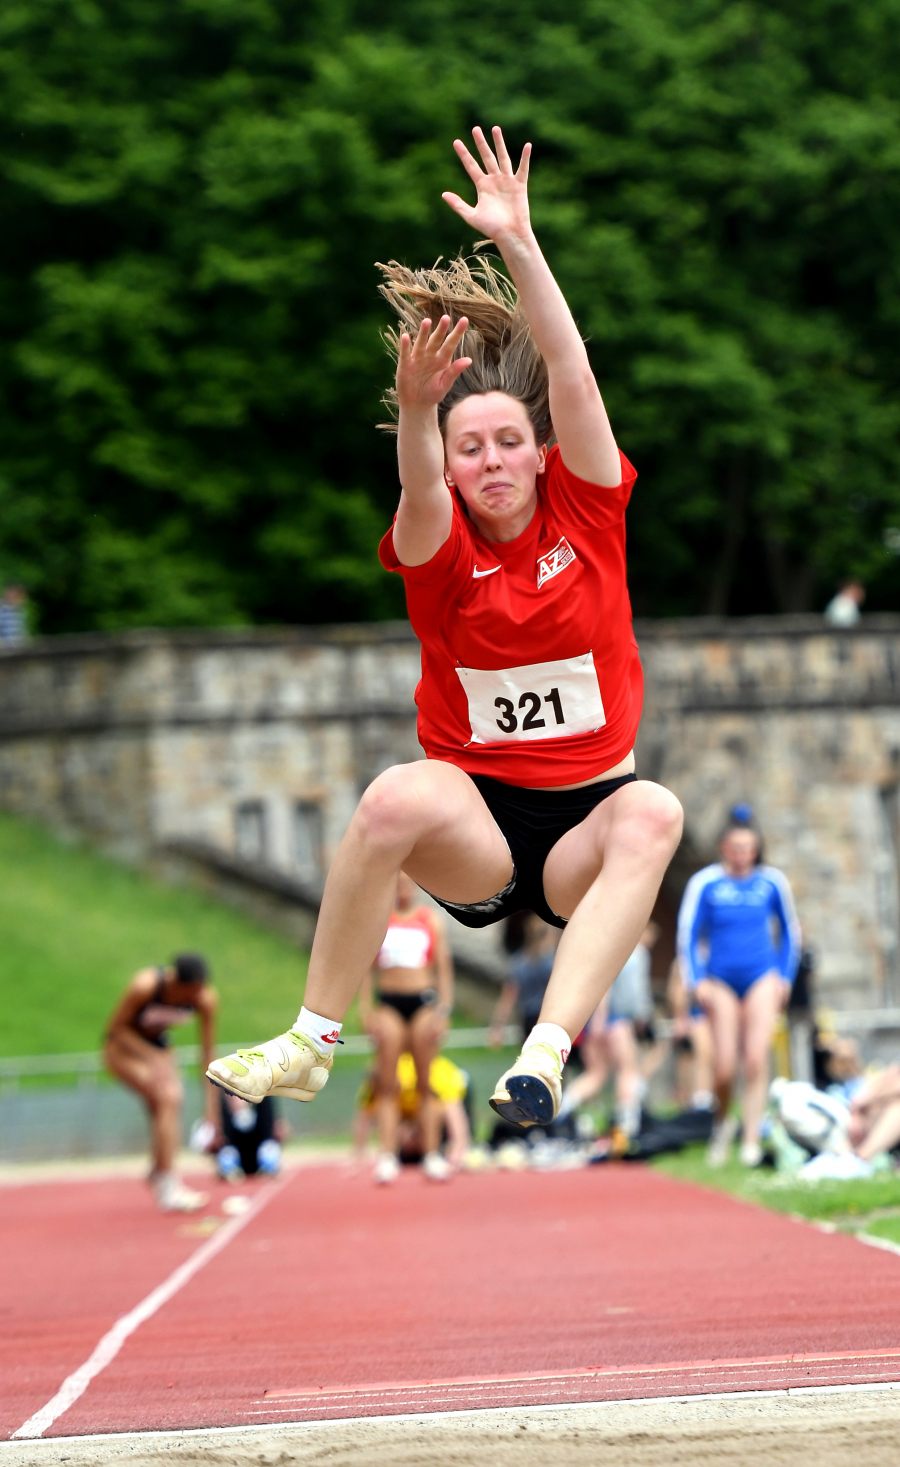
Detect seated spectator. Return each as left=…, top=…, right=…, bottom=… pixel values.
left=353, top=1052, right=472, bottom=1175
left=798, top=1064, right=900, bottom=1180
left=216, top=1093, right=286, bottom=1181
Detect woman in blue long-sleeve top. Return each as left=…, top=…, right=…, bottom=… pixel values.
left=677, top=817, right=800, bottom=1168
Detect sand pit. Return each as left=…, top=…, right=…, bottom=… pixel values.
left=4, top=1387, right=900, bottom=1467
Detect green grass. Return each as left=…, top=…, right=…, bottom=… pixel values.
left=652, top=1144, right=900, bottom=1244
left=0, top=810, right=321, bottom=1056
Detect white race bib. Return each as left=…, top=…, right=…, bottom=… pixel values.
left=456, top=652, right=605, bottom=745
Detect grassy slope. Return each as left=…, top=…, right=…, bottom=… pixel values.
left=0, top=810, right=321, bottom=1055
left=653, top=1144, right=900, bottom=1241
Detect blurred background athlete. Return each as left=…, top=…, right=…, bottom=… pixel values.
left=105, top=953, right=218, bottom=1211
left=489, top=912, right=559, bottom=1046
left=359, top=873, right=454, bottom=1182
left=209, top=125, right=682, bottom=1137
left=677, top=812, right=800, bottom=1167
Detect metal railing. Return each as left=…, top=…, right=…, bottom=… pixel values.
left=3, top=1008, right=899, bottom=1092
left=0, top=1026, right=522, bottom=1091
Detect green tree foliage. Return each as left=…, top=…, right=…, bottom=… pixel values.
left=2, top=0, right=900, bottom=627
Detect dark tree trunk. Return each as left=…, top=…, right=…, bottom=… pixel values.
left=764, top=535, right=817, bottom=612
left=706, top=460, right=747, bottom=615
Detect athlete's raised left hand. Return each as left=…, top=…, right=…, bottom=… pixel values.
left=443, top=126, right=532, bottom=244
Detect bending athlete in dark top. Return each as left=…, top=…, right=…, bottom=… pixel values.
left=105, top=953, right=219, bottom=1211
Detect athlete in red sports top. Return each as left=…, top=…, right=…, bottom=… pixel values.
left=380, top=442, right=642, bottom=786
left=209, top=126, right=683, bottom=1130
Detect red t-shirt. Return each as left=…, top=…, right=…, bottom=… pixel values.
left=378, top=445, right=643, bottom=787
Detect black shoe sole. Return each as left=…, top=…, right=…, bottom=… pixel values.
left=489, top=1074, right=555, bottom=1128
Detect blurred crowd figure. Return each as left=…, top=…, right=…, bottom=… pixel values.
left=0, top=583, right=28, bottom=643
left=677, top=809, right=800, bottom=1167
left=771, top=1033, right=900, bottom=1180
left=104, top=953, right=219, bottom=1211
left=823, top=578, right=865, bottom=626
left=353, top=1051, right=472, bottom=1170
left=489, top=911, right=559, bottom=1044
left=556, top=923, right=659, bottom=1139
left=354, top=821, right=897, bottom=1181
left=215, top=1093, right=287, bottom=1183
left=359, top=871, right=455, bottom=1184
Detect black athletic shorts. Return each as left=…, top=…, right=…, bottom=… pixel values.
left=378, top=989, right=438, bottom=1022
left=427, top=772, right=637, bottom=930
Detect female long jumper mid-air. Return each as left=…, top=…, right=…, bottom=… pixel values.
left=208, top=126, right=684, bottom=1128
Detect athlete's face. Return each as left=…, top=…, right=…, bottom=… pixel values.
left=444, top=392, right=546, bottom=542
left=720, top=829, right=759, bottom=877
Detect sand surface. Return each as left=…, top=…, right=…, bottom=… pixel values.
left=4, top=1387, right=900, bottom=1466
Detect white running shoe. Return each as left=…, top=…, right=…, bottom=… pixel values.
left=373, top=1152, right=400, bottom=1185
left=739, top=1140, right=763, bottom=1168
left=422, top=1151, right=453, bottom=1182
left=706, top=1113, right=739, bottom=1168
left=154, top=1173, right=206, bottom=1212
left=799, top=1151, right=874, bottom=1182
left=207, top=1028, right=332, bottom=1103
left=490, top=1043, right=563, bottom=1128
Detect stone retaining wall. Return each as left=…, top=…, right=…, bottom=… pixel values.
left=3, top=616, right=900, bottom=1009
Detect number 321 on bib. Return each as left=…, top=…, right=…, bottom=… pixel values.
left=455, top=652, right=606, bottom=745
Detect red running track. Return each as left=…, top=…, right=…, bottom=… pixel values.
left=3, top=1162, right=900, bottom=1439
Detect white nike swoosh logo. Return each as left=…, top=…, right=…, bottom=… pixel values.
left=473, top=565, right=501, bottom=578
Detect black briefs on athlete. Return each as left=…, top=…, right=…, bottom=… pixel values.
left=378, top=989, right=438, bottom=1022
left=428, top=772, right=638, bottom=930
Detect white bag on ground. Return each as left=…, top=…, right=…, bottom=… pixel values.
left=768, top=1077, right=850, bottom=1155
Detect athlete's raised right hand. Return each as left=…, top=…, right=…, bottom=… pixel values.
left=395, top=313, right=471, bottom=414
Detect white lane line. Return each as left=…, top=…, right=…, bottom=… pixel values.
left=854, top=1230, right=900, bottom=1260
left=12, top=1181, right=285, bottom=1441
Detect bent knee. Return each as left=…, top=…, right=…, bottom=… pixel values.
left=613, top=785, right=683, bottom=857
left=354, top=764, right=453, bottom=852
left=743, top=1049, right=770, bottom=1079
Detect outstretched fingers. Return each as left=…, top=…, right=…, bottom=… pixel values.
left=452, top=137, right=486, bottom=185
left=490, top=125, right=513, bottom=173
left=471, top=126, right=502, bottom=173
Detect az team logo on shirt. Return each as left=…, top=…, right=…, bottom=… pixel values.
left=537, top=536, right=576, bottom=589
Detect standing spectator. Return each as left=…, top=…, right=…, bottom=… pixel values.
left=358, top=872, right=454, bottom=1184
left=677, top=811, right=801, bottom=1167
left=0, top=584, right=28, bottom=644
left=489, top=912, right=559, bottom=1046
left=823, top=579, right=865, bottom=626
left=555, top=923, right=660, bottom=1137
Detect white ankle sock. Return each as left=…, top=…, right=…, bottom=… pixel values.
left=294, top=1006, right=343, bottom=1054
left=522, top=1022, right=572, bottom=1066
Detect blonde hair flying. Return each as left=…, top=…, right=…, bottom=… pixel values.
left=377, top=256, right=552, bottom=443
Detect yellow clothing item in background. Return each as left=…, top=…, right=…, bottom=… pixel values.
left=358, top=1052, right=468, bottom=1117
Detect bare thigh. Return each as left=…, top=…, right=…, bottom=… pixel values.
left=741, top=973, right=785, bottom=1071
left=696, top=978, right=741, bottom=1080
left=105, top=1032, right=182, bottom=1107
left=367, top=760, right=513, bottom=905
left=605, top=1019, right=638, bottom=1075
left=369, top=1006, right=408, bottom=1093
left=407, top=1006, right=443, bottom=1096
left=542, top=780, right=682, bottom=920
